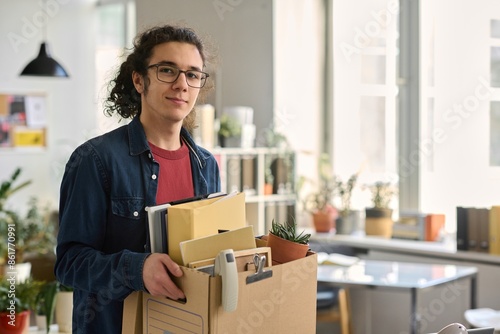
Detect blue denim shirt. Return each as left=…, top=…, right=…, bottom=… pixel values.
left=55, top=116, right=220, bottom=334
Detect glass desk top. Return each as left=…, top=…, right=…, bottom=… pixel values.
left=317, top=259, right=478, bottom=289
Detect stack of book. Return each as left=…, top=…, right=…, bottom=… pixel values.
left=457, top=206, right=500, bottom=254
left=391, top=212, right=445, bottom=242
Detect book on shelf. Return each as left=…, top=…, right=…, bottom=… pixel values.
left=490, top=206, right=500, bottom=255
left=392, top=212, right=426, bottom=241
left=287, top=202, right=296, bottom=224
left=226, top=156, right=241, bottom=193
left=265, top=201, right=277, bottom=233
left=277, top=202, right=289, bottom=224
left=456, top=206, right=468, bottom=251
left=269, top=156, right=291, bottom=194
left=466, top=207, right=479, bottom=251
left=477, top=207, right=490, bottom=252
left=456, top=206, right=491, bottom=253
left=241, top=156, right=257, bottom=195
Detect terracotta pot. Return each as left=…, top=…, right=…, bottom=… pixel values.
left=0, top=310, right=30, bottom=334
left=312, top=211, right=336, bottom=233
left=266, top=232, right=309, bottom=265
left=263, top=183, right=273, bottom=195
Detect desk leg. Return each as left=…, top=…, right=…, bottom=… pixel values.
left=410, top=288, right=418, bottom=334
left=470, top=274, right=477, bottom=310
left=366, top=290, right=372, bottom=334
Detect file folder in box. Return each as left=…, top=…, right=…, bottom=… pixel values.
left=168, top=192, right=246, bottom=264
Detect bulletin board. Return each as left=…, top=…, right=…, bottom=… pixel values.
left=0, top=93, right=47, bottom=148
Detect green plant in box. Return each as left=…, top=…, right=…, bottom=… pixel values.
left=269, top=219, right=311, bottom=245
left=267, top=219, right=311, bottom=265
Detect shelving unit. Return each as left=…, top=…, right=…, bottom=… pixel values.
left=211, top=147, right=296, bottom=235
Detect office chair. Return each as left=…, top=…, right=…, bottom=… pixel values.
left=429, top=322, right=494, bottom=334
left=310, top=240, right=355, bottom=334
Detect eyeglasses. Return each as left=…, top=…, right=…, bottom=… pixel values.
left=147, top=63, right=209, bottom=88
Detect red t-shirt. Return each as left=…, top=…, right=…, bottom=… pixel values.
left=149, top=139, right=194, bottom=204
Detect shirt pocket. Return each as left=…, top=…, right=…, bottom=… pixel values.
left=111, top=197, right=144, bottom=220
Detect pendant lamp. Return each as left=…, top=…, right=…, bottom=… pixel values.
left=19, top=0, right=69, bottom=78
left=20, top=42, right=69, bottom=77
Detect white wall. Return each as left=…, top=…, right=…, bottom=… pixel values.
left=135, top=0, right=275, bottom=136
left=273, top=0, right=325, bottom=226
left=136, top=0, right=325, bottom=226
left=0, top=0, right=324, bottom=219
left=0, top=0, right=98, bottom=212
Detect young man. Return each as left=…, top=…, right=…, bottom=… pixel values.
left=55, top=25, right=221, bottom=333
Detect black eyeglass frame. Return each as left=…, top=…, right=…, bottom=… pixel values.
left=147, top=63, right=209, bottom=88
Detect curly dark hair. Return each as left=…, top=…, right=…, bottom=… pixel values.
left=103, top=24, right=212, bottom=130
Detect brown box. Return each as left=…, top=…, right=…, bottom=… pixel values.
left=425, top=213, right=445, bottom=242
left=122, top=252, right=317, bottom=334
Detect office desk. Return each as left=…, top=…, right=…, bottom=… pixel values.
left=317, top=260, right=478, bottom=334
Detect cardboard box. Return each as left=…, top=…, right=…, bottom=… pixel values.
left=122, top=252, right=317, bottom=334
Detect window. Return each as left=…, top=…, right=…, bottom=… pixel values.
left=329, top=0, right=500, bottom=232
left=95, top=0, right=136, bottom=132
left=328, top=0, right=399, bottom=213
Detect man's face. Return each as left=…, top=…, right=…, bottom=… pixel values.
left=133, top=41, right=204, bottom=125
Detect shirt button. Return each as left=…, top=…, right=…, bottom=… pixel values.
left=133, top=211, right=139, bottom=217
left=152, top=174, right=157, bottom=180
left=148, top=153, right=152, bottom=159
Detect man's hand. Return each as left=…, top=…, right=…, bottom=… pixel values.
left=143, top=253, right=185, bottom=300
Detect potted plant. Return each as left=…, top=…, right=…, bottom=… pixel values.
left=299, top=153, right=360, bottom=233
left=0, top=277, right=44, bottom=334
left=35, top=281, right=59, bottom=333
left=264, top=167, right=274, bottom=195
left=262, top=128, right=289, bottom=149
left=333, top=173, right=359, bottom=218
left=0, top=169, right=57, bottom=281
left=0, top=197, right=57, bottom=264
left=333, top=172, right=362, bottom=235
left=265, top=219, right=311, bottom=265
left=299, top=153, right=339, bottom=233
left=54, top=284, right=74, bottom=333
left=0, top=168, right=31, bottom=268
left=0, top=168, right=33, bottom=280
left=0, top=197, right=57, bottom=283
left=0, top=168, right=32, bottom=212
left=217, top=114, right=241, bottom=147
left=364, top=181, right=398, bottom=238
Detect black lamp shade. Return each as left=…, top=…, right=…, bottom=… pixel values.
left=20, top=42, right=69, bottom=78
